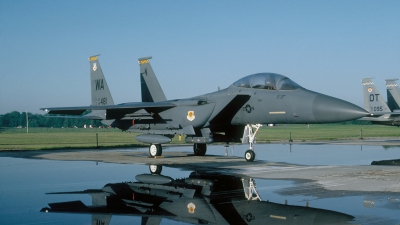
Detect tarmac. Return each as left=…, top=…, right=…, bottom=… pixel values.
left=2, top=139, right=400, bottom=197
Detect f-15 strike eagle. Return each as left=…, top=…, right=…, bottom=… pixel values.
left=41, top=55, right=368, bottom=161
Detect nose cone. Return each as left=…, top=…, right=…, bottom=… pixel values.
left=312, top=94, right=369, bottom=123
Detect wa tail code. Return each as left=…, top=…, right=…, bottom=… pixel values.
left=95, top=79, right=105, bottom=90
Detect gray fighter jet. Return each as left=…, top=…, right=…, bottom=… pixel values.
left=360, top=78, right=400, bottom=126
left=41, top=55, right=368, bottom=161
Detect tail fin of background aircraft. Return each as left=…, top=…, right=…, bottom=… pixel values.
left=89, top=55, right=115, bottom=106
left=386, top=79, right=400, bottom=111
left=138, top=56, right=167, bottom=102
left=362, top=78, right=391, bottom=113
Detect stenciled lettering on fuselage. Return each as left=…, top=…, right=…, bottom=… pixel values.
left=95, top=79, right=104, bottom=90
left=243, top=104, right=254, bottom=113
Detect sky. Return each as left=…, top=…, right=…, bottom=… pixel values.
left=1, top=0, right=400, bottom=114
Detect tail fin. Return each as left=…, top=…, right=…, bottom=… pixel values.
left=138, top=56, right=167, bottom=102
left=362, top=78, right=391, bottom=113
left=386, top=79, right=400, bottom=111
left=89, top=55, right=115, bottom=106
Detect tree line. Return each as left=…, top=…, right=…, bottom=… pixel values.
left=0, top=111, right=102, bottom=128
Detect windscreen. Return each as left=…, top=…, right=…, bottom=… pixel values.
left=232, top=73, right=302, bottom=90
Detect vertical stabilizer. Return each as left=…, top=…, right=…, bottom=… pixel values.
left=89, top=55, right=115, bottom=106
left=138, top=56, right=167, bottom=102
left=362, top=78, right=391, bottom=113
left=386, top=79, right=400, bottom=111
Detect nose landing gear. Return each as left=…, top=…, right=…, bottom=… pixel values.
left=242, top=124, right=262, bottom=162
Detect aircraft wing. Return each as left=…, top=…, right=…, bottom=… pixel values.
left=41, top=102, right=176, bottom=119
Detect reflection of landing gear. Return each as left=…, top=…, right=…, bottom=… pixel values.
left=149, top=164, right=162, bottom=174
left=242, top=177, right=262, bottom=201
left=149, top=144, right=162, bottom=157
left=193, top=143, right=207, bottom=156
left=242, top=124, right=262, bottom=162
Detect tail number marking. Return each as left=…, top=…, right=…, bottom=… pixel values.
left=369, top=94, right=379, bottom=102
left=98, top=97, right=107, bottom=105
left=370, top=106, right=383, bottom=112
left=95, top=79, right=104, bottom=90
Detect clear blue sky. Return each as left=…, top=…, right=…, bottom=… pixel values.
left=1, top=0, right=399, bottom=114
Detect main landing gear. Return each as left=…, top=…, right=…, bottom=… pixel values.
left=149, top=144, right=162, bottom=157
left=243, top=124, right=262, bottom=162
left=148, top=143, right=206, bottom=158
left=193, top=143, right=207, bottom=156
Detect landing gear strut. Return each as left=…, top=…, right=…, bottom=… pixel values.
left=193, top=143, right=207, bottom=156
left=149, top=144, right=162, bottom=157
left=242, top=124, right=262, bottom=162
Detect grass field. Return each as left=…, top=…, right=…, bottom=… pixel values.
left=1, top=124, right=399, bottom=150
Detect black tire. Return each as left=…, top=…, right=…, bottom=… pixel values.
left=193, top=143, right=207, bottom=156
left=149, top=165, right=163, bottom=174
left=149, top=144, right=162, bottom=157
left=245, top=149, right=255, bottom=162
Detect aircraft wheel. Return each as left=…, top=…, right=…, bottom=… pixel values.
left=245, top=150, right=255, bottom=162
left=149, top=165, right=162, bottom=174
left=149, top=144, right=162, bottom=157
left=193, top=143, right=207, bottom=156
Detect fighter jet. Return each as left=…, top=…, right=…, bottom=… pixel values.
left=41, top=165, right=354, bottom=225
left=360, top=78, right=400, bottom=126
left=41, top=56, right=368, bottom=161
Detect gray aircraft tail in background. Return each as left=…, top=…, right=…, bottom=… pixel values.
left=386, top=79, right=400, bottom=111
left=361, top=78, right=400, bottom=126
left=362, top=78, right=391, bottom=114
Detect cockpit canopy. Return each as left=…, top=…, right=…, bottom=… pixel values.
left=232, top=73, right=303, bottom=90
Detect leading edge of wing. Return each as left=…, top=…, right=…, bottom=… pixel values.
left=41, top=102, right=176, bottom=115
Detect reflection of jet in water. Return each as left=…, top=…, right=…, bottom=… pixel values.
left=41, top=165, right=354, bottom=225
left=360, top=78, right=400, bottom=126
left=41, top=56, right=368, bottom=161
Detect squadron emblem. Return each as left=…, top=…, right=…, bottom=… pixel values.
left=93, top=63, right=97, bottom=71
left=368, top=87, right=372, bottom=93
left=187, top=111, right=195, bottom=121
left=187, top=202, right=196, bottom=214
